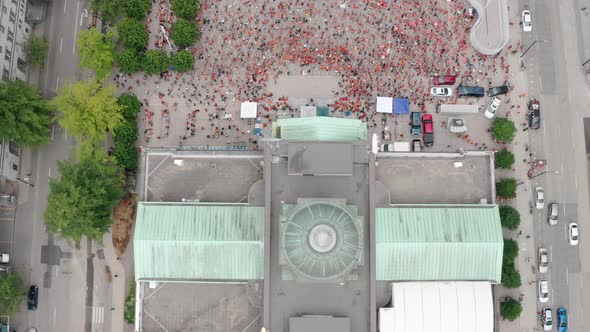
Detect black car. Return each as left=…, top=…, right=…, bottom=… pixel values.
left=27, top=285, right=38, bottom=310
left=457, top=85, right=485, bottom=97
left=487, top=84, right=510, bottom=97
left=410, top=112, right=421, bottom=136
left=529, top=109, right=541, bottom=129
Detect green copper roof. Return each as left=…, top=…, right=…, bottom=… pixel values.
left=376, top=206, right=503, bottom=283
left=134, top=202, right=264, bottom=281
left=274, top=117, right=367, bottom=141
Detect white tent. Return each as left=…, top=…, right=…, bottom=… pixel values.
left=376, top=97, right=393, bottom=113
left=379, top=282, right=493, bottom=332
left=240, top=102, right=258, bottom=118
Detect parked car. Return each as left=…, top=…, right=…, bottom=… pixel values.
left=542, top=307, right=553, bottom=331
left=27, top=285, right=39, bottom=310
left=538, top=247, right=549, bottom=273
left=422, top=114, right=434, bottom=147
left=535, top=187, right=545, bottom=209
left=457, top=85, right=485, bottom=97
left=27, top=328, right=37, bottom=332
left=522, top=10, right=532, bottom=32
left=569, top=223, right=579, bottom=246
left=557, top=307, right=568, bottom=332
left=410, top=112, right=421, bottom=136
left=529, top=108, right=541, bottom=129
left=487, top=84, right=510, bottom=97
left=433, top=74, right=458, bottom=86
left=430, top=87, right=453, bottom=97
left=484, top=97, right=501, bottom=119
left=412, top=139, right=421, bottom=152
left=548, top=203, right=558, bottom=225
left=0, top=253, right=9, bottom=264
left=538, top=279, right=549, bottom=303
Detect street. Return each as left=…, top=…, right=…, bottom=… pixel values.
left=9, top=0, right=112, bottom=331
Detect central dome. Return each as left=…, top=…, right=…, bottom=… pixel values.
left=281, top=201, right=363, bottom=281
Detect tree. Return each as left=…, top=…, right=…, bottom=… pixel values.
left=0, top=272, right=25, bottom=316
left=122, top=0, right=151, bottom=19
left=500, top=297, right=522, bottom=321
left=491, top=118, right=517, bottom=142
left=503, top=238, right=519, bottom=264
left=170, top=19, right=199, bottom=48
left=117, top=18, right=148, bottom=50
left=78, top=28, right=116, bottom=81
left=124, top=279, right=136, bottom=323
left=23, top=35, right=49, bottom=66
left=144, top=50, right=169, bottom=75
left=172, top=0, right=199, bottom=20
left=45, top=142, right=124, bottom=242
left=496, top=178, right=517, bottom=198
left=171, top=50, right=194, bottom=72
left=501, top=262, right=521, bottom=288
left=499, top=206, right=520, bottom=230
left=91, top=0, right=119, bottom=23
left=50, top=80, right=123, bottom=141
left=0, top=80, right=52, bottom=146
left=117, top=93, right=142, bottom=121
left=495, top=149, right=515, bottom=169
left=117, top=49, right=144, bottom=74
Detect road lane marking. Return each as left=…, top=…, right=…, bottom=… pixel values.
left=566, top=268, right=569, bottom=285
left=53, top=308, right=57, bottom=328
left=575, top=174, right=578, bottom=189
left=59, top=38, right=63, bottom=54
left=80, top=11, right=85, bottom=26
left=51, top=123, right=55, bottom=140
left=561, top=163, right=564, bottom=174
left=571, top=127, right=574, bottom=144
left=64, top=0, right=67, bottom=13
left=92, top=306, right=104, bottom=323
left=65, top=128, right=68, bottom=140
left=73, top=0, right=80, bottom=55
left=56, top=76, right=60, bottom=90
left=48, top=168, right=51, bottom=177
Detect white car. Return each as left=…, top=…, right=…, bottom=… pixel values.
left=484, top=97, right=501, bottom=119
left=522, top=10, right=532, bottom=32
left=430, top=87, right=453, bottom=97
left=0, top=253, right=8, bottom=264
left=535, top=187, right=545, bottom=209
left=569, top=223, right=579, bottom=246
left=538, top=279, right=549, bottom=303
left=542, top=307, right=553, bottom=331
left=538, top=248, right=549, bottom=273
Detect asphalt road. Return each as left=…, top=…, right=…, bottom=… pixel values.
left=521, top=0, right=590, bottom=330
left=9, top=0, right=111, bottom=331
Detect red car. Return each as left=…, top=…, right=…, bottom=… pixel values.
left=422, top=113, right=434, bottom=147
left=433, top=74, right=458, bottom=86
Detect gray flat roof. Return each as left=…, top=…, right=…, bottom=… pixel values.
left=288, top=142, right=353, bottom=176
left=290, top=317, right=351, bottom=332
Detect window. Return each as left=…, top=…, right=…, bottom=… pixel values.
left=9, top=10, right=15, bottom=23
left=0, top=46, right=2, bottom=55
left=7, top=29, right=13, bottom=42
left=11, top=0, right=16, bottom=5
left=2, top=68, right=9, bottom=80
left=2, top=6, right=6, bottom=13
left=11, top=163, right=17, bottom=171
left=8, top=141, right=18, bottom=156
left=17, top=58, right=25, bottom=72
left=0, top=25, right=5, bottom=34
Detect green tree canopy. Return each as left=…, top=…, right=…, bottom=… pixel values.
left=117, top=93, right=142, bottom=121
left=45, top=142, right=124, bottom=242
left=50, top=80, right=123, bottom=141
left=500, top=297, right=522, bottom=321
left=492, top=118, right=517, bottom=142
left=23, top=35, right=49, bottom=66
left=144, top=50, right=169, bottom=75
left=501, top=262, right=521, bottom=288
left=117, top=49, right=144, bottom=74
left=503, top=238, right=519, bottom=264
left=171, top=50, right=194, bottom=72
left=91, top=0, right=120, bottom=23
left=496, top=178, right=518, bottom=198
left=124, top=279, right=136, bottom=323
left=170, top=19, right=199, bottom=48
left=495, top=149, right=515, bottom=169
left=172, top=0, right=199, bottom=20
left=0, top=272, right=25, bottom=316
left=499, top=206, right=521, bottom=230
left=117, top=18, right=148, bottom=50
left=122, top=0, right=151, bottom=19
left=78, top=28, right=116, bottom=81
left=0, top=80, right=52, bottom=146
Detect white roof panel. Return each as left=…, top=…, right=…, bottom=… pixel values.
left=376, top=97, right=394, bottom=113
left=382, top=282, right=493, bottom=332
left=240, top=102, right=258, bottom=118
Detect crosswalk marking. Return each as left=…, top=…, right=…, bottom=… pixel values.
left=92, top=306, right=104, bottom=324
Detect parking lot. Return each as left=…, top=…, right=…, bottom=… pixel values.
left=375, top=154, right=494, bottom=205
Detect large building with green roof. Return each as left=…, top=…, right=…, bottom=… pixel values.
left=134, top=117, right=501, bottom=332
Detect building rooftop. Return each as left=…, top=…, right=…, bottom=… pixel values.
left=273, top=117, right=368, bottom=141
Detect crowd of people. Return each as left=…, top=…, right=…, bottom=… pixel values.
left=122, top=0, right=519, bottom=148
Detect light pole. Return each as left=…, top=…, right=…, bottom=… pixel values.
left=529, top=170, right=559, bottom=179
left=521, top=40, right=549, bottom=58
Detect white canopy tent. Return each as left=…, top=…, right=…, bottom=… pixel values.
left=376, top=97, right=393, bottom=113
left=240, top=102, right=258, bottom=118
left=379, top=282, right=493, bottom=332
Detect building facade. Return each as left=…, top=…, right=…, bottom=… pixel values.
left=0, top=0, right=31, bottom=81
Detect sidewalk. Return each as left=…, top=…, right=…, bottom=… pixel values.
left=102, top=232, right=126, bottom=332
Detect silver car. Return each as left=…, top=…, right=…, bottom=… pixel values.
left=535, top=187, right=545, bottom=209
left=538, top=248, right=549, bottom=273
left=548, top=203, right=558, bottom=225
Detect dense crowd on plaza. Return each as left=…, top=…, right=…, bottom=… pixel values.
left=118, top=0, right=520, bottom=146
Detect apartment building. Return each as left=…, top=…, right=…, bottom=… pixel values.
left=0, top=0, right=31, bottom=81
